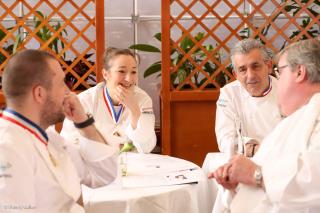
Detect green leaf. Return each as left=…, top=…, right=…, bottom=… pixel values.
left=205, top=44, right=214, bottom=51
left=154, top=32, right=161, bottom=42
left=84, top=53, right=94, bottom=59
left=171, top=55, right=180, bottom=66
left=0, top=28, right=6, bottom=41
left=170, top=47, right=177, bottom=55
left=179, top=35, right=194, bottom=52
left=5, top=44, right=13, bottom=55
left=36, top=10, right=45, bottom=18
left=129, top=44, right=160, bottom=52
left=13, top=34, right=22, bottom=54
left=307, top=8, right=319, bottom=17
left=302, top=17, right=309, bottom=26
left=144, top=61, right=161, bottom=78
left=203, top=62, right=215, bottom=75
left=199, top=78, right=207, bottom=86
left=293, top=8, right=301, bottom=16
left=170, top=72, right=178, bottom=84
left=284, top=5, right=298, bottom=12
left=194, top=32, right=204, bottom=41
left=177, top=68, right=187, bottom=83
left=289, top=31, right=300, bottom=39
left=239, top=27, right=250, bottom=38
left=61, top=41, right=66, bottom=59
left=119, top=142, right=135, bottom=153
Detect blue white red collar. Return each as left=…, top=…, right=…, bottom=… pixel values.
left=261, top=76, right=272, bottom=97
left=102, top=86, right=124, bottom=124
left=0, top=108, right=48, bottom=146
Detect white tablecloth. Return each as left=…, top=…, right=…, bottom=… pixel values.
left=201, top=152, right=229, bottom=213
left=83, top=153, right=213, bottom=213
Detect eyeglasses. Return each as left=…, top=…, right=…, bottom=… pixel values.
left=273, top=65, right=289, bottom=79
left=275, top=65, right=289, bottom=72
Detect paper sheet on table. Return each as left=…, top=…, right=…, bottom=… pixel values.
left=122, top=169, right=202, bottom=188
left=126, top=153, right=199, bottom=176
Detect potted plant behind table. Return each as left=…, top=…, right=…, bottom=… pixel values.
left=0, top=10, right=98, bottom=92
left=129, top=32, right=230, bottom=90
left=129, top=0, right=320, bottom=88
left=0, top=10, right=66, bottom=88
left=33, top=11, right=98, bottom=91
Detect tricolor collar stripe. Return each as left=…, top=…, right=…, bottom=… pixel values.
left=1, top=109, right=48, bottom=145
left=102, top=89, right=112, bottom=117
left=103, top=86, right=124, bottom=124
left=262, top=77, right=272, bottom=97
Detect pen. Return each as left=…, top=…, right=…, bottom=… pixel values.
left=177, top=167, right=198, bottom=172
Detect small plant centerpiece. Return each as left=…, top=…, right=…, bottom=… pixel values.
left=119, top=142, right=136, bottom=176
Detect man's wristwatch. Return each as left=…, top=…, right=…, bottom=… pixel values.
left=254, top=166, right=263, bottom=187
left=74, top=114, right=95, bottom=129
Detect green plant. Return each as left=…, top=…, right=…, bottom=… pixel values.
left=0, top=28, right=11, bottom=65
left=239, top=0, right=319, bottom=48
left=130, top=32, right=228, bottom=88
left=64, top=53, right=96, bottom=90
left=33, top=11, right=67, bottom=59
left=283, top=0, right=319, bottom=45
left=129, top=32, right=161, bottom=79
left=0, top=27, right=24, bottom=65
left=119, top=142, right=135, bottom=153
left=0, top=10, right=96, bottom=90
left=0, top=10, right=70, bottom=89
left=33, top=11, right=97, bottom=90
left=1, top=10, right=67, bottom=65
left=32, top=11, right=96, bottom=90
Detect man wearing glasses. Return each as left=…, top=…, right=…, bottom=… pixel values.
left=211, top=39, right=320, bottom=213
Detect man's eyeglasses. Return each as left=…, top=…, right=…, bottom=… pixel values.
left=275, top=65, right=289, bottom=72
left=273, top=65, right=289, bottom=79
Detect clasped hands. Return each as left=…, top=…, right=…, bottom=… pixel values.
left=208, top=155, right=258, bottom=190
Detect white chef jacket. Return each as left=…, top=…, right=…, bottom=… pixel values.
left=230, top=93, right=320, bottom=213
left=61, top=82, right=156, bottom=153
left=215, top=76, right=282, bottom=156
left=209, top=76, right=282, bottom=213
left=0, top=109, right=118, bottom=213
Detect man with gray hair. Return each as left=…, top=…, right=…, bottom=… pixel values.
left=210, top=39, right=320, bottom=212
left=204, top=38, right=282, bottom=212
left=216, top=38, right=282, bottom=158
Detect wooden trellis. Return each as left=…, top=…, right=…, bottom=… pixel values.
left=161, top=0, right=320, bottom=163
left=0, top=0, right=104, bottom=96
left=165, top=0, right=319, bottom=91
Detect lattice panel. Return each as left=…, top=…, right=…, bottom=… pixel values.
left=0, top=0, right=100, bottom=91
left=169, top=0, right=320, bottom=91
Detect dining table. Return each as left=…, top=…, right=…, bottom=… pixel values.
left=82, top=152, right=214, bottom=213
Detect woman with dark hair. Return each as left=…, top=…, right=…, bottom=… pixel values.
left=61, top=47, right=156, bottom=153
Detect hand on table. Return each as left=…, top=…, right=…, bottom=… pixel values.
left=208, top=155, right=260, bottom=189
